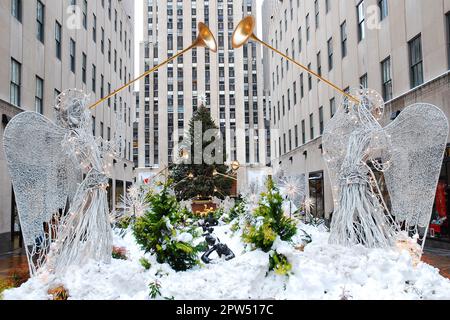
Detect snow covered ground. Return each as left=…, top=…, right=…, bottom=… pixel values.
left=4, top=223, right=450, bottom=300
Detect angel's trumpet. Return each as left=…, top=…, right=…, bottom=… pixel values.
left=232, top=16, right=360, bottom=104
left=89, top=23, right=217, bottom=109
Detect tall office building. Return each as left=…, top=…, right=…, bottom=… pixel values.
left=264, top=0, right=450, bottom=227
left=136, top=0, right=269, bottom=187
left=0, top=0, right=135, bottom=254
left=261, top=0, right=275, bottom=97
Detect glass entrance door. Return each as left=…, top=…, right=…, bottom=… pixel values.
left=10, top=187, right=22, bottom=251
left=309, top=171, right=325, bottom=218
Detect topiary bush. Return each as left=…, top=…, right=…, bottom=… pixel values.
left=242, top=177, right=297, bottom=252
left=139, top=257, right=152, bottom=270
left=227, top=198, right=247, bottom=222
left=269, top=251, right=292, bottom=276
left=242, top=177, right=297, bottom=276
left=133, top=181, right=200, bottom=271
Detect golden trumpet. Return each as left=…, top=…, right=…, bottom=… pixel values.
left=89, top=23, right=217, bottom=109
left=232, top=16, right=360, bottom=104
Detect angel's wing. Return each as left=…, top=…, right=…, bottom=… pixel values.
left=383, top=103, right=449, bottom=230
left=3, top=112, right=81, bottom=248
left=322, top=106, right=361, bottom=208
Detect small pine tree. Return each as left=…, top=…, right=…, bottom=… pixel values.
left=133, top=182, right=199, bottom=271
left=170, top=105, right=232, bottom=201
left=243, top=177, right=297, bottom=252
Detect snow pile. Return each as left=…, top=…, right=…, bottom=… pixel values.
left=3, top=223, right=450, bottom=300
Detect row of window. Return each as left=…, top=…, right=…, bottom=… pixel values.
left=273, top=33, right=425, bottom=159
left=273, top=32, right=423, bottom=133
left=12, top=0, right=131, bottom=57
left=278, top=0, right=388, bottom=43
left=275, top=106, right=324, bottom=159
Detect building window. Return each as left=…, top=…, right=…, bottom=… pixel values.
left=319, top=107, right=324, bottom=135
left=37, top=0, right=45, bottom=43
left=308, top=64, right=312, bottom=90
left=35, top=76, right=44, bottom=114
left=100, top=122, right=104, bottom=139
left=409, top=35, right=424, bottom=88
left=287, top=90, right=291, bottom=110
left=301, top=120, right=306, bottom=144
left=306, top=14, right=310, bottom=41
left=330, top=98, right=336, bottom=117
left=295, top=125, right=299, bottom=148
left=360, top=73, right=368, bottom=88
left=55, top=22, right=62, bottom=60
left=300, top=73, right=304, bottom=98
left=284, top=9, right=288, bottom=31
left=10, top=59, right=21, bottom=107
left=290, top=0, right=294, bottom=20
left=325, top=0, right=331, bottom=13
left=101, top=28, right=105, bottom=54
left=379, top=0, right=388, bottom=20
left=92, top=64, right=96, bottom=92
left=446, top=12, right=450, bottom=69
left=317, top=52, right=322, bottom=76
left=298, top=27, right=302, bottom=53
left=289, top=129, right=292, bottom=151
left=93, top=14, right=97, bottom=43
left=11, top=0, right=22, bottom=22
left=293, top=81, right=297, bottom=105
left=83, top=0, right=87, bottom=29
left=70, top=38, right=76, bottom=73
left=92, top=116, right=96, bottom=136
left=278, top=137, right=281, bottom=157
left=108, top=39, right=111, bottom=63
left=357, top=1, right=365, bottom=42
left=100, top=74, right=104, bottom=98
left=310, top=113, right=314, bottom=140
left=280, top=21, right=283, bottom=40
left=344, top=86, right=350, bottom=104
left=381, top=57, right=392, bottom=101
left=327, top=38, right=333, bottom=71
left=277, top=102, right=280, bottom=120
left=114, top=10, right=117, bottom=31
left=82, top=53, right=87, bottom=83
left=314, top=0, right=319, bottom=29
left=107, top=83, right=111, bottom=107
left=114, top=50, right=117, bottom=71
left=341, top=21, right=347, bottom=57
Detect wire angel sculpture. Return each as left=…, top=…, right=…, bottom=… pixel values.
left=3, top=90, right=118, bottom=277
left=323, top=88, right=449, bottom=249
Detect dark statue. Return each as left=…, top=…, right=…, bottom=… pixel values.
left=198, top=220, right=235, bottom=264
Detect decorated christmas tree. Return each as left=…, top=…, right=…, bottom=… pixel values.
left=170, top=104, right=232, bottom=201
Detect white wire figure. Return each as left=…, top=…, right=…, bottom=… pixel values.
left=118, top=184, right=150, bottom=220
left=278, top=174, right=307, bottom=217
left=4, top=90, right=117, bottom=276
left=323, top=88, right=448, bottom=249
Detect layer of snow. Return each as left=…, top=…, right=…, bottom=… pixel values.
left=4, top=223, right=450, bottom=300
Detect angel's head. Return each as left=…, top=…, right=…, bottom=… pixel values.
left=54, top=89, right=91, bottom=129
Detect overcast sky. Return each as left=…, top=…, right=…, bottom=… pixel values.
left=133, top=0, right=264, bottom=79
